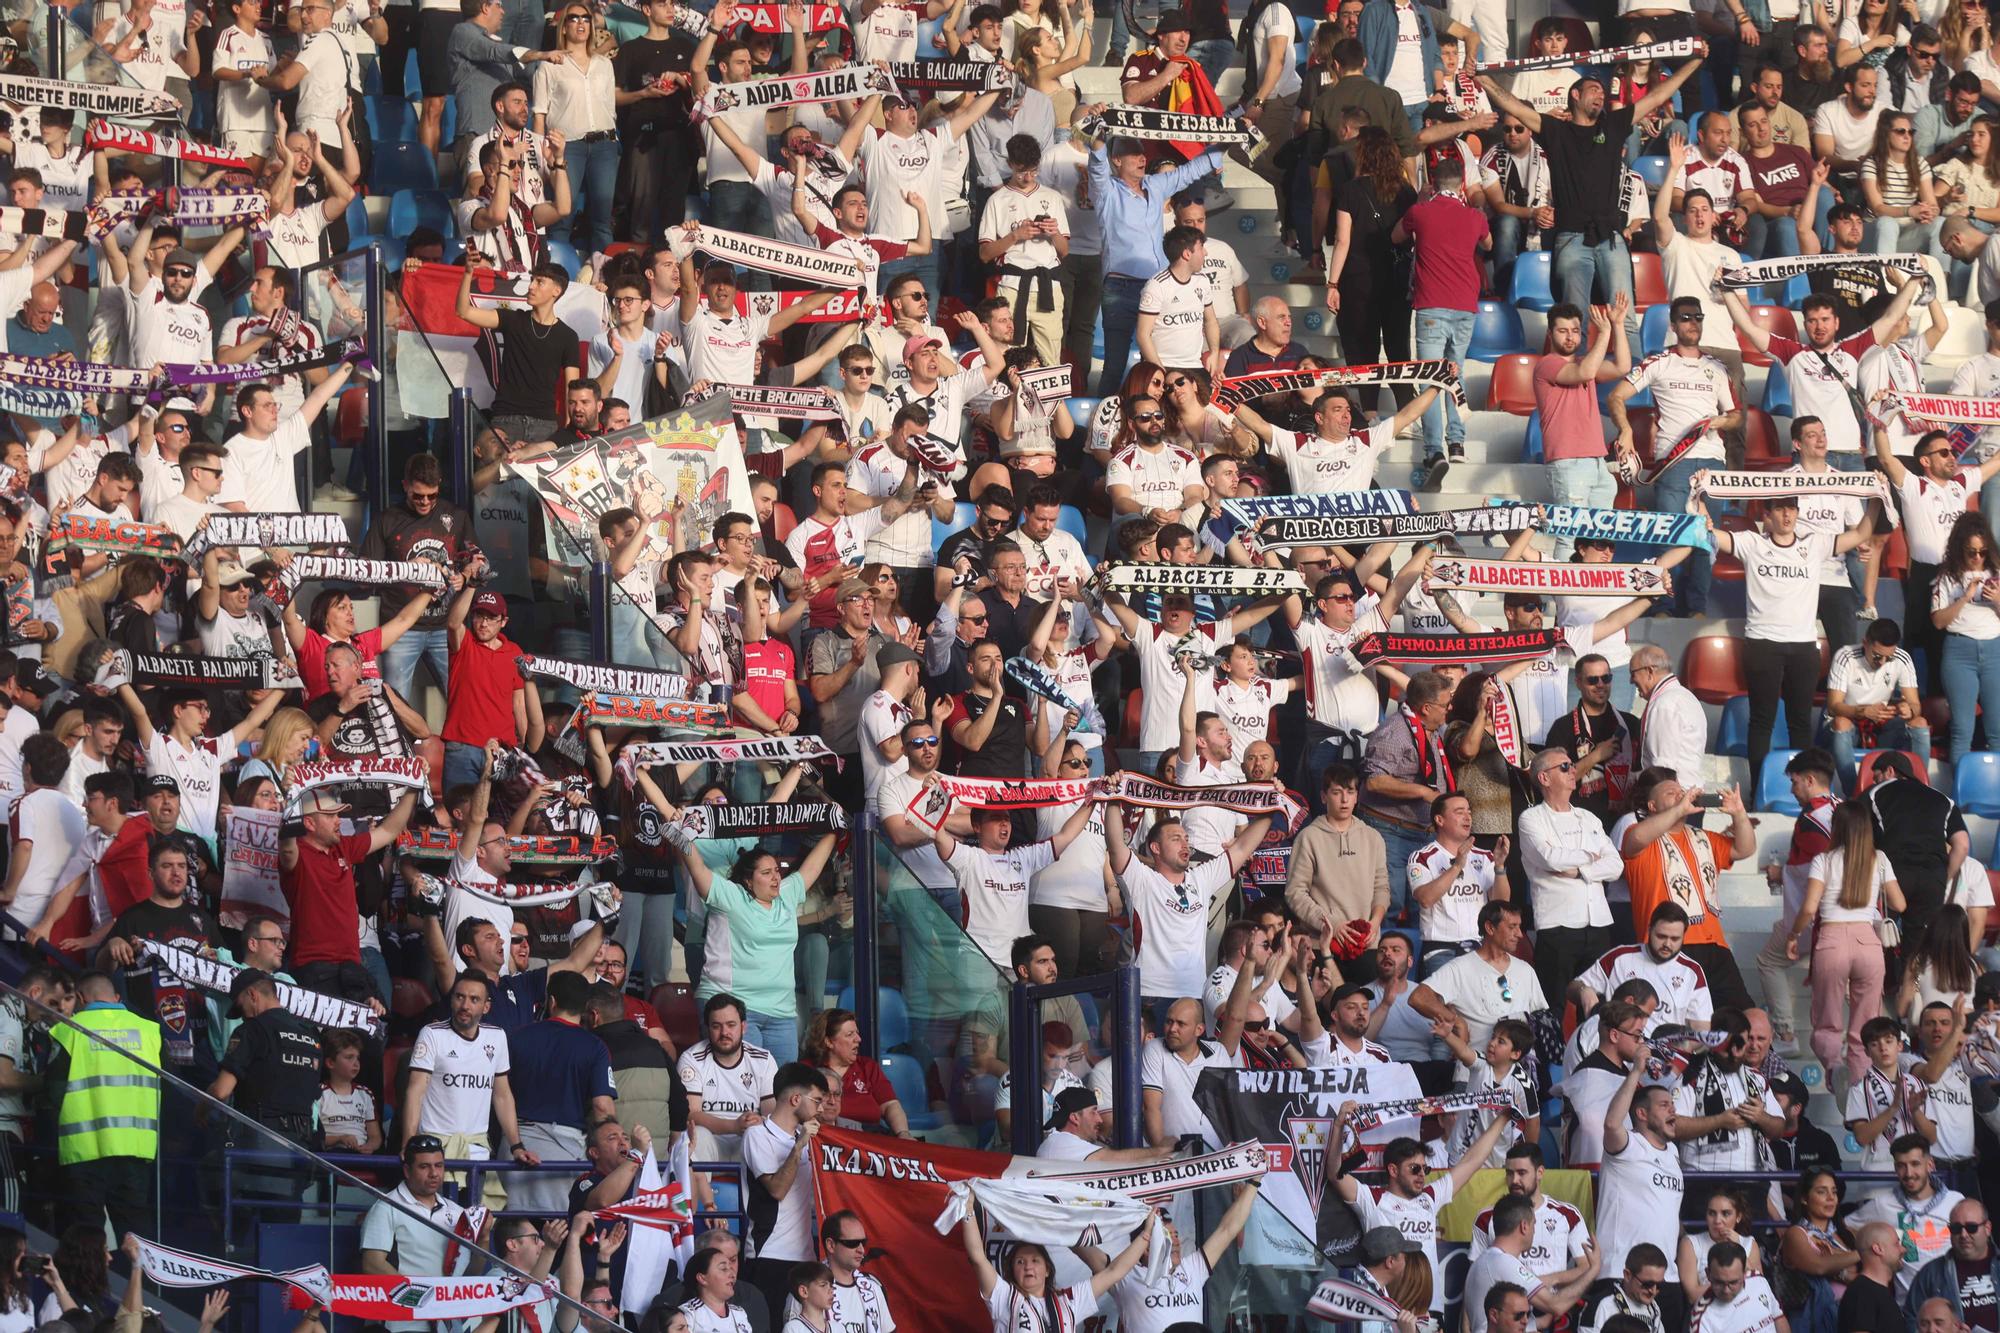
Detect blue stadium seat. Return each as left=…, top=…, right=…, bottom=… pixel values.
left=1468, top=300, right=1527, bottom=361
left=1714, top=696, right=1797, bottom=758
left=931, top=501, right=976, bottom=554
left=373, top=236, right=407, bottom=271
left=1509, top=250, right=1555, bottom=312
left=389, top=189, right=454, bottom=239
left=371, top=141, right=439, bottom=193
left=881, top=1052, right=944, bottom=1131
left=1757, top=750, right=1804, bottom=814
left=1955, top=752, right=2000, bottom=817
left=1634, top=155, right=1671, bottom=191
left=364, top=95, right=419, bottom=143
left=1067, top=395, right=1099, bottom=430
left=544, top=237, right=581, bottom=278
left=441, top=236, right=466, bottom=263
left=343, top=198, right=371, bottom=239
left=1056, top=504, right=1089, bottom=548
left=1294, top=13, right=1315, bottom=73
left=1522, top=412, right=1544, bottom=465
left=838, top=985, right=912, bottom=1051
left=1782, top=273, right=1811, bottom=307
left=1640, top=303, right=1672, bottom=358
left=1761, top=368, right=1793, bottom=417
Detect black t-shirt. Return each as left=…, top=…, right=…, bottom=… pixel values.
left=107, top=599, right=160, bottom=657
left=1837, top=1275, right=1902, bottom=1333
left=1868, top=778, right=1970, bottom=906
left=1808, top=263, right=1890, bottom=338
left=613, top=33, right=697, bottom=139
left=951, top=690, right=1028, bottom=779
left=222, top=1006, right=325, bottom=1124
left=489, top=309, right=582, bottom=422
left=1783, top=69, right=1841, bottom=120
left=357, top=500, right=477, bottom=627
left=1333, top=178, right=1414, bottom=285
left=937, top=525, right=993, bottom=584
left=1538, top=106, right=1637, bottom=241
left=1542, top=705, right=1640, bottom=824
left=112, top=898, right=214, bottom=1056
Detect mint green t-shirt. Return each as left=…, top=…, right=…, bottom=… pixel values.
left=695, top=871, right=807, bottom=1017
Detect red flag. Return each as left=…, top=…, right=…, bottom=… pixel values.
left=811, top=1125, right=1011, bottom=1333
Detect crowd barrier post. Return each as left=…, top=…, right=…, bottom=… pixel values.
left=851, top=814, right=881, bottom=1058
left=448, top=386, right=475, bottom=511
left=589, top=561, right=613, bottom=662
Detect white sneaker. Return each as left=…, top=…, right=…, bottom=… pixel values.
left=1202, top=184, right=1235, bottom=213
left=318, top=482, right=363, bottom=502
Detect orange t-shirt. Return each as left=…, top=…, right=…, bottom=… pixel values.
left=1623, top=827, right=1734, bottom=947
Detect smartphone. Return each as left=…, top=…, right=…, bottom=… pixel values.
left=1692, top=793, right=1725, bottom=809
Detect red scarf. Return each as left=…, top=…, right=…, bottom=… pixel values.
left=1404, top=704, right=1454, bottom=792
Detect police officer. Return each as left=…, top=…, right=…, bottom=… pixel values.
left=207, top=969, right=325, bottom=1225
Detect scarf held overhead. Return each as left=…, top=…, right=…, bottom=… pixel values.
left=1005, top=656, right=1106, bottom=735
left=1213, top=361, right=1465, bottom=412
left=1472, top=36, right=1700, bottom=72
left=133, top=1238, right=333, bottom=1307
left=1690, top=469, right=1894, bottom=504
left=1095, top=769, right=1302, bottom=825
left=131, top=652, right=276, bottom=689
left=281, top=555, right=449, bottom=594
left=1079, top=105, right=1263, bottom=147
left=397, top=826, right=618, bottom=863
left=680, top=382, right=844, bottom=421
left=517, top=654, right=691, bottom=700
left=669, top=223, right=864, bottom=287
left=1349, top=629, right=1568, bottom=668
left=668, top=800, right=848, bottom=840
left=886, top=59, right=1016, bottom=92
left=283, top=757, right=431, bottom=811
left=1535, top=503, right=1715, bottom=553
left=1254, top=505, right=1534, bottom=548
left=1092, top=562, right=1306, bottom=595
left=619, top=735, right=838, bottom=768
left=1221, top=490, right=1415, bottom=528
left=181, top=512, right=350, bottom=560
left=695, top=62, right=895, bottom=122
left=1714, top=251, right=1928, bottom=290
left=933, top=1175, right=1173, bottom=1284
left=85, top=121, right=255, bottom=171
left=135, top=941, right=383, bottom=1035
left=0, top=71, right=183, bottom=117
left=1425, top=558, right=1670, bottom=596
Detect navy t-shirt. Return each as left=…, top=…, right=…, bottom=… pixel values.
left=508, top=1016, right=615, bottom=1124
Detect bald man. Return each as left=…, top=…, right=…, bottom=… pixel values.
left=1918, top=1297, right=1971, bottom=1333
left=1906, top=1200, right=2000, bottom=1329
left=9, top=280, right=71, bottom=359
left=1223, top=295, right=1309, bottom=379
left=1841, top=1222, right=1908, bottom=1333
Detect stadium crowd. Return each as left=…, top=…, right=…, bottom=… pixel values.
left=5, top=0, right=2000, bottom=1328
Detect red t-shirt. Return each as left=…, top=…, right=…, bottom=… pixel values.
left=281, top=830, right=374, bottom=965
left=825, top=1056, right=898, bottom=1126
left=737, top=638, right=795, bottom=725
left=623, top=995, right=665, bottom=1030
left=444, top=631, right=524, bottom=746
left=1401, top=193, right=1490, bottom=313
left=298, top=626, right=385, bottom=699
left=1534, top=352, right=1607, bottom=462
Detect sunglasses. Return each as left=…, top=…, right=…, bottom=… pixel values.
left=1675, top=311, right=1704, bottom=322
left=165, top=422, right=191, bottom=433
left=1580, top=674, right=1612, bottom=685
left=1322, top=592, right=1355, bottom=603
left=906, top=737, right=940, bottom=749
left=164, top=266, right=195, bottom=278
left=845, top=365, right=877, bottom=375
left=961, top=612, right=989, bottom=622
left=1061, top=757, right=1088, bottom=768
left=1952, top=1222, right=1987, bottom=1233
left=1133, top=411, right=1165, bottom=421
left=831, top=1236, right=868, bottom=1248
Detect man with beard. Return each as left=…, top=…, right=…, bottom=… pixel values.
left=1853, top=1136, right=1967, bottom=1295
left=402, top=967, right=539, bottom=1177
left=1735, top=64, right=1812, bottom=150
left=1229, top=385, right=1442, bottom=495
left=1543, top=654, right=1640, bottom=827
left=1575, top=905, right=1715, bottom=1029
left=1006, top=484, right=1093, bottom=602
left=875, top=716, right=970, bottom=910
left=1918, top=71, right=1983, bottom=162
left=1617, top=774, right=1759, bottom=1010
left=1366, top=933, right=1452, bottom=1072
left=1597, top=1063, right=1686, bottom=1302
left=1906, top=1200, right=2000, bottom=1328
left=679, top=993, right=778, bottom=1165
left=1671, top=1008, right=1784, bottom=1172
left=103, top=225, right=234, bottom=371
left=1322, top=982, right=1394, bottom=1066
left=1785, top=26, right=1842, bottom=118
left=1562, top=998, right=1645, bottom=1169
left=281, top=785, right=420, bottom=1008
left=1206, top=918, right=1301, bottom=1035
left=1911, top=1000, right=1977, bottom=1170
left=1106, top=392, right=1206, bottom=527
left=1471, top=1143, right=1594, bottom=1283
left=101, top=840, right=217, bottom=1072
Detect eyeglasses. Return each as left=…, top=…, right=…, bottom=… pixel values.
left=1580, top=674, right=1611, bottom=685
left=1061, top=757, right=1088, bottom=768
left=1615, top=1025, right=1646, bottom=1039
left=1322, top=592, right=1355, bottom=603
left=1133, top=411, right=1165, bottom=421
left=906, top=736, right=940, bottom=749
left=611, top=294, right=646, bottom=305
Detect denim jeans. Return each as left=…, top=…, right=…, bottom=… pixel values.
left=1942, top=633, right=2000, bottom=763
left=744, top=1008, right=800, bottom=1064
left=1817, top=717, right=1934, bottom=793
left=1490, top=213, right=1546, bottom=292
left=1414, top=307, right=1476, bottom=458
left=1106, top=1, right=1129, bottom=58
left=1552, top=231, right=1635, bottom=323
left=1650, top=453, right=1719, bottom=615
left=879, top=250, right=941, bottom=317
left=559, top=135, right=620, bottom=257
left=707, top=179, right=773, bottom=286
left=1868, top=214, right=1947, bottom=265
left=444, top=740, right=487, bottom=793
left=380, top=626, right=449, bottom=698
left=1545, top=457, right=1619, bottom=558
left=1191, top=38, right=1234, bottom=88
left=1097, top=273, right=1148, bottom=398
left=1360, top=812, right=1426, bottom=928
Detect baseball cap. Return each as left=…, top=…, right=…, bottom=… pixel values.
left=13, top=661, right=56, bottom=697
left=227, top=968, right=272, bottom=1017
left=876, top=643, right=921, bottom=669
left=297, top=789, right=350, bottom=817
left=1045, top=1085, right=1099, bottom=1131
left=1359, top=1227, right=1420, bottom=1265
left=903, top=332, right=943, bottom=362
left=139, top=773, right=181, bottom=797
left=212, top=560, right=256, bottom=589
left=836, top=576, right=874, bottom=603
left=470, top=590, right=507, bottom=617
left=164, top=248, right=200, bottom=272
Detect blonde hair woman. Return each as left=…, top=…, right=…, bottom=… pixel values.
left=1014, top=4, right=1091, bottom=126
left=239, top=706, right=316, bottom=797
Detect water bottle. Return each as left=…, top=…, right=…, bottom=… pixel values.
left=1525, top=230, right=1541, bottom=252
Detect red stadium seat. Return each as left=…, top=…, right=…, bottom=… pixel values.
left=769, top=502, right=797, bottom=543
left=1627, top=407, right=1657, bottom=464
left=1681, top=635, right=1748, bottom=703
left=1882, top=527, right=1910, bottom=580
left=336, top=384, right=369, bottom=448
left=652, top=982, right=699, bottom=1052
left=1857, top=750, right=1928, bottom=790
left=1742, top=409, right=1785, bottom=468
left=1632, top=253, right=1669, bottom=311
left=1484, top=354, right=1539, bottom=415
left=1122, top=690, right=1143, bottom=749
left=1737, top=306, right=1798, bottom=367
left=391, top=976, right=433, bottom=1019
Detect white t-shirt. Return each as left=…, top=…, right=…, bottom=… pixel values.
left=1734, top=529, right=1834, bottom=641
left=1807, top=847, right=1899, bottom=923
left=1137, top=268, right=1214, bottom=368
left=1292, top=599, right=1389, bottom=733
left=1577, top=944, right=1714, bottom=1027
left=1245, top=1, right=1304, bottom=97
left=1690, top=1277, right=1787, bottom=1333
left=1469, top=1194, right=1590, bottom=1276
left=1659, top=233, right=1740, bottom=350
left=1811, top=96, right=1886, bottom=162
left=1463, top=1245, right=1545, bottom=1333
left=983, top=1279, right=1093, bottom=1333
left=1213, top=677, right=1290, bottom=755
left=1194, top=238, right=1249, bottom=313
left=946, top=839, right=1057, bottom=969
left=1826, top=643, right=1918, bottom=707
left=1138, top=1036, right=1241, bottom=1147
left=8, top=787, right=86, bottom=931
left=876, top=769, right=954, bottom=891
left=1937, top=571, right=2000, bottom=640
left=213, top=24, right=277, bottom=135
left=1352, top=1176, right=1456, bottom=1310
left=221, top=416, right=313, bottom=514
left=1266, top=421, right=1397, bottom=494
left=407, top=1021, right=509, bottom=1135
left=860, top=125, right=955, bottom=244
left=147, top=730, right=235, bottom=841
left=1133, top=620, right=1227, bottom=751
left=1202, top=961, right=1298, bottom=1030
left=130, top=276, right=214, bottom=369
left=677, top=1039, right=778, bottom=1159
left=1031, top=799, right=1107, bottom=911
left=743, top=1118, right=815, bottom=1261
left=1106, top=441, right=1201, bottom=513
left=1898, top=465, right=1982, bottom=565
left=1171, top=753, right=1248, bottom=855
left=1596, top=1130, right=1685, bottom=1279
left=1124, top=854, right=1234, bottom=999
left=680, top=306, right=771, bottom=387
left=1624, top=351, right=1733, bottom=463
left=1423, top=951, right=1548, bottom=1048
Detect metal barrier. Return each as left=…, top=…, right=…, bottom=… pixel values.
left=1008, top=967, right=1144, bottom=1154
